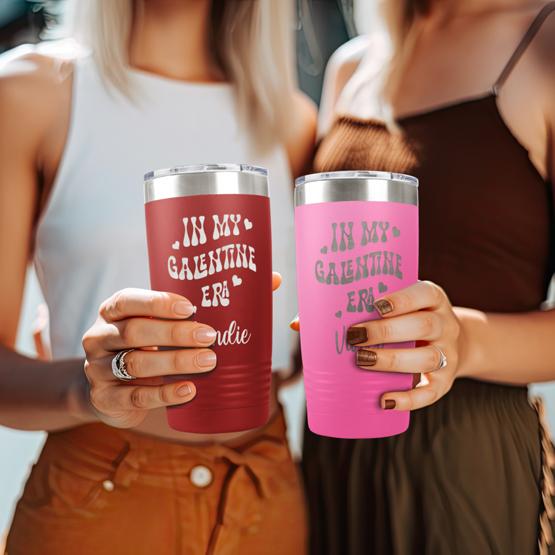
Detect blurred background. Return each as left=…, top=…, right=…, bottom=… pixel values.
left=0, top=0, right=553, bottom=539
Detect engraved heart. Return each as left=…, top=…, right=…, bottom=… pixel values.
left=335, top=310, right=342, bottom=318
left=392, top=227, right=400, bottom=237
left=320, top=246, right=328, bottom=254
left=171, top=241, right=180, bottom=250
left=232, top=275, right=242, bottom=286
left=244, top=219, right=253, bottom=230
left=378, top=282, right=388, bottom=293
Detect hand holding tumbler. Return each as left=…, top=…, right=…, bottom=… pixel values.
left=294, top=171, right=418, bottom=438
left=144, top=164, right=272, bottom=434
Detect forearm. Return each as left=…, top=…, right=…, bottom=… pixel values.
left=456, top=307, right=555, bottom=384
left=0, top=344, right=96, bottom=431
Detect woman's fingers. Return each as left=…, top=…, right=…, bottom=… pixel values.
left=380, top=371, right=451, bottom=411
left=91, top=380, right=197, bottom=417
left=347, top=311, right=443, bottom=346
left=355, top=345, right=445, bottom=374
left=88, top=348, right=216, bottom=381
left=372, top=280, right=446, bottom=318
left=272, top=271, right=282, bottom=291
left=99, top=288, right=196, bottom=322
left=85, top=318, right=217, bottom=355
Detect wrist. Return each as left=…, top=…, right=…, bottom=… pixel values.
left=66, top=361, right=97, bottom=424
left=453, top=307, right=488, bottom=379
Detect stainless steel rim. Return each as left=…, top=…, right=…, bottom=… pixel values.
left=144, top=164, right=269, bottom=203
left=294, top=171, right=418, bottom=207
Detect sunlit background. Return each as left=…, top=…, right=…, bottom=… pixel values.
left=1, top=0, right=553, bottom=539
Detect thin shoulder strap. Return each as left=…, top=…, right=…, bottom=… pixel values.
left=493, top=2, right=555, bottom=93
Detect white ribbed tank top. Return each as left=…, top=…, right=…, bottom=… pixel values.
left=34, top=56, right=296, bottom=369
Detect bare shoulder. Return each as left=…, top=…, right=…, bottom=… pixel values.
left=319, top=34, right=389, bottom=136
left=325, top=35, right=373, bottom=87
left=285, top=90, right=318, bottom=178
left=0, top=44, right=73, bottom=140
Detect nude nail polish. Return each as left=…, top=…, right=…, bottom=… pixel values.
left=193, top=327, right=217, bottom=344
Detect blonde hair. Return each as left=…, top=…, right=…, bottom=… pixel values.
left=380, top=0, right=430, bottom=103
left=70, top=0, right=297, bottom=149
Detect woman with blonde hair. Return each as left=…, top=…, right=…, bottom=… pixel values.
left=301, top=0, right=555, bottom=553
left=0, top=1, right=315, bottom=553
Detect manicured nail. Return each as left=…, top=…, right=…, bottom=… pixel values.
left=177, top=383, right=193, bottom=397
left=383, top=399, right=396, bottom=410
left=412, top=373, right=421, bottom=388
left=346, top=326, right=367, bottom=345
left=196, top=350, right=217, bottom=368
left=289, top=317, right=300, bottom=331
left=374, top=298, right=393, bottom=316
left=193, top=326, right=217, bottom=344
left=173, top=300, right=194, bottom=316
left=356, top=349, right=378, bottom=366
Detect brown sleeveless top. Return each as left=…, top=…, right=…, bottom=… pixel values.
left=314, top=7, right=555, bottom=314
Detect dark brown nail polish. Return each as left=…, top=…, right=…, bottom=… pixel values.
left=374, top=298, right=393, bottom=316
left=346, top=326, right=368, bottom=345
left=356, top=349, right=378, bottom=367
left=412, top=373, right=421, bottom=388
left=383, top=399, right=396, bottom=410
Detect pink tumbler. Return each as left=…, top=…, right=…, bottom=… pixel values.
left=294, top=171, right=419, bottom=438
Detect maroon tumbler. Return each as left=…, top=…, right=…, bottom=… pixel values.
left=144, top=164, right=272, bottom=433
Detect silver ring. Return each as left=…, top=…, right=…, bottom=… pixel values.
left=111, top=349, right=135, bottom=381
left=433, top=346, right=448, bottom=371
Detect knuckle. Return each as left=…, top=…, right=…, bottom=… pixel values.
left=125, top=352, right=140, bottom=378
left=81, top=331, right=94, bottom=354
left=89, top=385, right=103, bottom=410
left=446, top=318, right=461, bottom=339
left=102, top=290, right=127, bottom=319
left=429, top=282, right=445, bottom=305
left=420, top=314, right=437, bottom=337
left=386, top=351, right=399, bottom=371
left=158, top=386, right=173, bottom=405
left=120, top=320, right=138, bottom=345
left=170, top=321, right=185, bottom=345
left=144, top=291, right=162, bottom=314
left=377, top=322, right=392, bottom=343
left=393, top=292, right=410, bottom=312
left=83, top=360, right=94, bottom=381
left=130, top=387, right=149, bottom=409
left=174, top=349, right=189, bottom=372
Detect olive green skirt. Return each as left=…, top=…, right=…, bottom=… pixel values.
left=302, top=378, right=555, bottom=555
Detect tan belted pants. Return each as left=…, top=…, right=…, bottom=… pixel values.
left=6, top=406, right=306, bottom=555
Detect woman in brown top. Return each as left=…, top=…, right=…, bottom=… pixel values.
left=301, top=1, right=555, bottom=554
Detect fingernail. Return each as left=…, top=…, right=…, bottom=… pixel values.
left=173, top=300, right=194, bottom=316
left=177, top=383, right=193, bottom=397
left=356, top=349, right=377, bottom=367
left=289, top=317, right=299, bottom=331
left=346, top=326, right=367, bottom=345
left=196, top=350, right=217, bottom=368
left=193, top=327, right=217, bottom=344
left=374, top=298, right=393, bottom=316
left=383, top=399, right=396, bottom=410
left=412, top=373, right=421, bottom=388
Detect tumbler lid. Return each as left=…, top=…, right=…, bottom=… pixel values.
left=144, top=164, right=267, bottom=182
left=144, top=164, right=269, bottom=203
left=294, top=170, right=418, bottom=207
